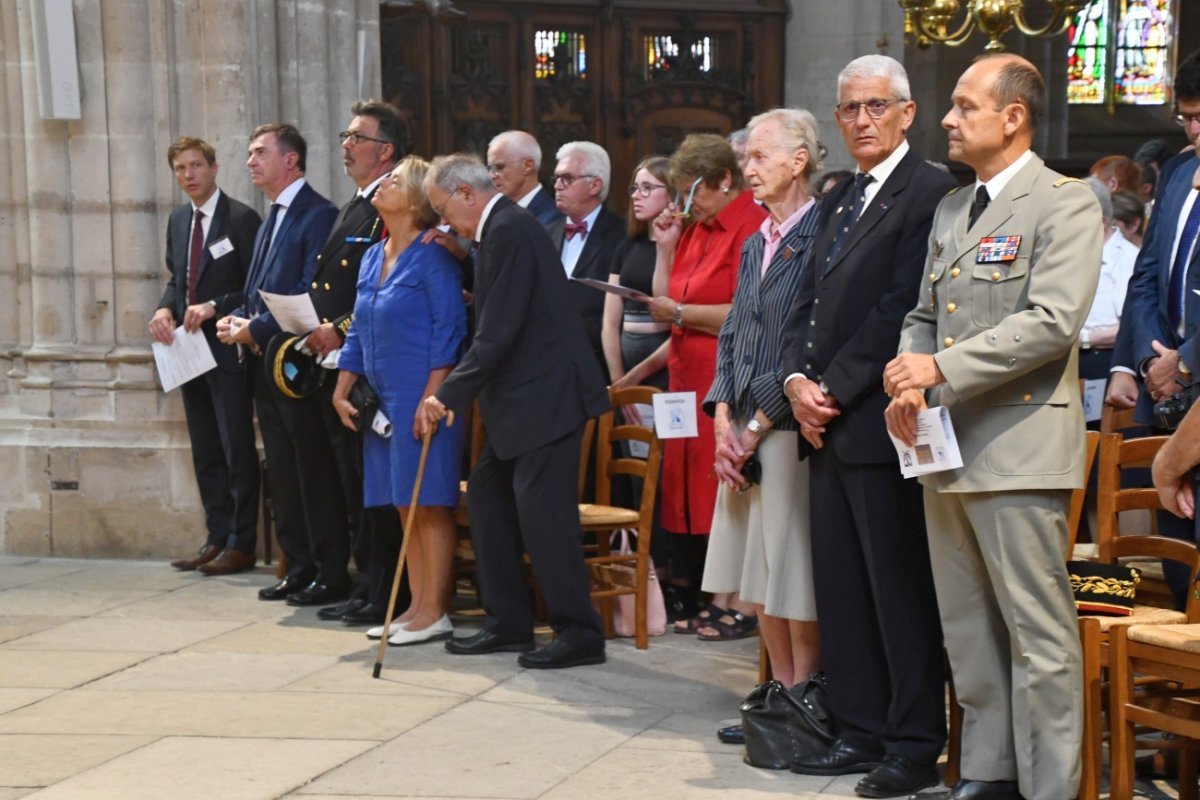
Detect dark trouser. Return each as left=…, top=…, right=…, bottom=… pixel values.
left=249, top=357, right=349, bottom=585
left=315, top=379, right=366, bottom=581
left=808, top=449, right=946, bottom=765
left=363, top=505, right=409, bottom=610
left=467, top=423, right=604, bottom=648
left=180, top=365, right=260, bottom=552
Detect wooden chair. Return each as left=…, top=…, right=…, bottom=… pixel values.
left=580, top=385, right=663, bottom=649
left=1100, top=403, right=1138, bottom=436
left=1110, top=621, right=1200, bottom=800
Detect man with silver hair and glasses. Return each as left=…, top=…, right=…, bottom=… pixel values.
left=416, top=154, right=611, bottom=669
left=548, top=141, right=625, bottom=380
left=486, top=130, right=561, bottom=226
left=783, top=54, right=954, bottom=797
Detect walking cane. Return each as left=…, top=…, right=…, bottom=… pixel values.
left=372, top=411, right=453, bottom=679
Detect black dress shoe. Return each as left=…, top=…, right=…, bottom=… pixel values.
left=717, top=724, right=744, bottom=745
left=445, top=629, right=535, bottom=655
left=317, top=597, right=366, bottom=621
left=258, top=576, right=312, bottom=601
left=855, top=755, right=939, bottom=798
left=791, top=738, right=884, bottom=776
left=341, top=602, right=386, bottom=625
left=517, top=638, right=606, bottom=669
left=911, top=779, right=1022, bottom=800
left=286, top=581, right=352, bottom=607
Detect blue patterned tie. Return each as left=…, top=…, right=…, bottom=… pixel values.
left=828, top=172, right=874, bottom=260
left=249, top=203, right=281, bottom=314
left=1168, top=195, right=1200, bottom=333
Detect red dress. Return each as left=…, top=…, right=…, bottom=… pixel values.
left=661, top=191, right=768, bottom=535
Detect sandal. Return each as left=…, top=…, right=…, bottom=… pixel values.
left=696, top=610, right=759, bottom=641
left=674, top=603, right=727, bottom=634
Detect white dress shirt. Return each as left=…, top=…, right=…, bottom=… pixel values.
left=561, top=203, right=603, bottom=278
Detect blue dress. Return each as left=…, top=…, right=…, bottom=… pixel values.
left=339, top=236, right=466, bottom=508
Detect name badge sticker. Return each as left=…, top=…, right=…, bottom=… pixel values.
left=976, top=235, right=1021, bottom=264
left=208, top=236, right=234, bottom=259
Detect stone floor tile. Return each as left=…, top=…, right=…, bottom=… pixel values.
left=0, top=790, right=34, bottom=799
left=20, top=736, right=376, bottom=800
left=0, top=733, right=155, bottom=787
left=0, top=559, right=86, bottom=590
left=303, top=698, right=666, bottom=799
left=0, top=650, right=155, bottom=688
left=539, top=745, right=825, bottom=799
left=0, top=689, right=461, bottom=740
left=27, top=561, right=204, bottom=592
left=0, top=588, right=161, bottom=618
left=0, top=618, right=65, bottom=646
left=281, top=659, right=466, bottom=698
left=476, top=668, right=658, bottom=708
left=0, top=688, right=57, bottom=714
left=187, top=621, right=378, bottom=657
left=621, top=710, right=745, bottom=753
left=96, top=581, right=294, bottom=622
left=86, top=651, right=338, bottom=692
left=1, top=618, right=245, bottom=653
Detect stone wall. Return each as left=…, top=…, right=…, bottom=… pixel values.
left=0, top=0, right=379, bottom=557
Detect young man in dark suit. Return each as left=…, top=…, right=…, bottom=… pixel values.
left=151, top=137, right=262, bottom=576
left=545, top=141, right=625, bottom=382
left=418, top=154, right=610, bottom=669
left=782, top=55, right=954, bottom=797
left=217, top=123, right=340, bottom=602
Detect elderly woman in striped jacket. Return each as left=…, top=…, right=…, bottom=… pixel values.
left=702, top=107, right=823, bottom=707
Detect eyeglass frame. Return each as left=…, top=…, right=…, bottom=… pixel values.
left=675, top=176, right=704, bottom=217
left=430, top=188, right=463, bottom=218
left=628, top=181, right=668, bottom=198
left=553, top=173, right=598, bottom=187
left=338, top=130, right=391, bottom=147
left=834, top=98, right=907, bottom=122
left=1174, top=110, right=1200, bottom=128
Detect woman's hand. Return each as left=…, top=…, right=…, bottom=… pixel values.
left=333, top=395, right=358, bottom=431
left=653, top=203, right=683, bottom=251
left=647, top=296, right=679, bottom=325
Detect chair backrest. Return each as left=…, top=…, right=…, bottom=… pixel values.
left=593, top=386, right=663, bottom=536
left=1100, top=404, right=1138, bottom=436
left=1109, top=534, right=1200, bottom=621
left=1066, top=430, right=1103, bottom=557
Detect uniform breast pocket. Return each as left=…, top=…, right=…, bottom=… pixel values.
left=970, top=256, right=1030, bottom=327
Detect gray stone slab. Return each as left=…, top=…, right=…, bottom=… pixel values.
left=0, top=587, right=161, bottom=618
left=86, top=651, right=339, bottom=693
left=0, top=733, right=155, bottom=787
left=96, top=581, right=293, bottom=622
left=281, top=659, right=465, bottom=699
left=0, top=618, right=66, bottom=646
left=1, top=618, right=245, bottom=653
left=0, top=688, right=57, bottom=714
left=186, top=621, right=385, bottom=657
left=0, top=650, right=154, bottom=689
left=0, top=559, right=86, bottom=590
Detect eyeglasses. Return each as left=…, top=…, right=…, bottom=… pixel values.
left=835, top=98, right=904, bottom=122
left=628, top=181, right=667, bottom=198
left=431, top=188, right=462, bottom=218
left=675, top=176, right=704, bottom=217
left=339, top=130, right=390, bottom=147
left=486, top=163, right=507, bottom=175
left=1174, top=110, right=1200, bottom=128
left=553, top=173, right=597, bottom=187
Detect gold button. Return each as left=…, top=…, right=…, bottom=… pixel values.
left=943, top=337, right=954, bottom=347
left=1023, top=393, right=1033, bottom=402
left=316, top=254, right=322, bottom=261
left=340, top=259, right=349, bottom=267
left=311, top=282, right=317, bottom=289
left=929, top=273, right=936, bottom=281
left=322, top=317, right=329, bottom=323
left=946, top=302, right=957, bottom=313
left=950, top=267, right=960, bottom=278
left=992, top=271, right=1001, bottom=281
left=324, top=283, right=331, bottom=290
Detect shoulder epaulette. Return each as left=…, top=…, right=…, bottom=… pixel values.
left=1053, top=177, right=1083, bottom=187
left=947, top=186, right=962, bottom=196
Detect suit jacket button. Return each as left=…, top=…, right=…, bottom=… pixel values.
left=1023, top=393, right=1033, bottom=402
left=317, top=254, right=322, bottom=261
left=311, top=282, right=317, bottom=289
left=944, top=337, right=954, bottom=347
left=341, top=259, right=349, bottom=267
left=950, top=267, right=960, bottom=278
left=324, top=283, right=331, bottom=290
left=946, top=302, right=957, bottom=313
left=929, top=273, right=936, bottom=281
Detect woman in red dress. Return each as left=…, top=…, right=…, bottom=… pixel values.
left=649, top=134, right=768, bottom=637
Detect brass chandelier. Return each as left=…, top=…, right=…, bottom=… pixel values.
left=899, top=0, right=1089, bottom=52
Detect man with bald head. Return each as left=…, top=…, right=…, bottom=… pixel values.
left=884, top=54, right=1102, bottom=800
left=486, top=130, right=561, bottom=226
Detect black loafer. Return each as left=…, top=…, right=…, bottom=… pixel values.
left=444, top=629, right=535, bottom=655
left=791, top=738, right=884, bottom=776
left=717, top=724, right=744, bottom=745
left=258, top=576, right=312, bottom=601
left=855, top=755, right=939, bottom=798
left=286, top=581, right=352, bottom=607
left=916, top=779, right=1022, bottom=800
left=341, top=602, right=386, bottom=625
left=317, top=597, right=365, bottom=621
left=517, top=638, right=605, bottom=669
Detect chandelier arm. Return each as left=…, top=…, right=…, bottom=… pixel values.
left=914, top=11, right=977, bottom=46
left=1012, top=7, right=1072, bottom=38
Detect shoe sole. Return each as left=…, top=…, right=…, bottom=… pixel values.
left=517, top=653, right=607, bottom=669
left=387, top=630, right=453, bottom=647
left=445, top=641, right=536, bottom=655
left=853, top=775, right=938, bottom=798
left=790, top=762, right=882, bottom=777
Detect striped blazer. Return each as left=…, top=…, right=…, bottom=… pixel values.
left=703, top=202, right=821, bottom=429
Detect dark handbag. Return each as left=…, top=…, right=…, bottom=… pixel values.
left=740, top=674, right=837, bottom=769
left=347, top=377, right=379, bottom=434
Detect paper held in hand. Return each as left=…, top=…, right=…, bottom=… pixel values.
left=888, top=405, right=964, bottom=478
left=258, top=290, right=321, bottom=334
left=572, top=277, right=649, bottom=303
left=652, top=392, right=698, bottom=439
left=151, top=326, right=217, bottom=393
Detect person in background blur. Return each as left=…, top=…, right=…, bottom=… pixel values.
left=1090, top=154, right=1143, bottom=196
left=729, top=128, right=750, bottom=175
left=1111, top=189, right=1146, bottom=248
left=813, top=169, right=853, bottom=199
left=1079, top=177, right=1138, bottom=381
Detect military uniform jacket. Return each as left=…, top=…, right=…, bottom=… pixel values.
left=898, top=154, right=1102, bottom=493
left=310, top=191, right=383, bottom=337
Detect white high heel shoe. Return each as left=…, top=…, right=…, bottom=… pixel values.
left=387, top=614, right=454, bottom=647
left=366, top=620, right=407, bottom=640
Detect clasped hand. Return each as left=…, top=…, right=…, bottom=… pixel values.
left=786, top=376, right=838, bottom=449
left=883, top=353, right=943, bottom=397
left=713, top=414, right=758, bottom=490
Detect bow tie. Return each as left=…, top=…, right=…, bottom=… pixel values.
left=564, top=220, right=588, bottom=240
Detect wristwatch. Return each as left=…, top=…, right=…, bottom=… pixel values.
left=747, top=418, right=766, bottom=436
left=673, top=303, right=685, bottom=328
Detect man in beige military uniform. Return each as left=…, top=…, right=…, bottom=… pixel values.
left=883, top=55, right=1102, bottom=800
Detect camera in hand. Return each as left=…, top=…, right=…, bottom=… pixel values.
left=1154, top=391, right=1191, bottom=430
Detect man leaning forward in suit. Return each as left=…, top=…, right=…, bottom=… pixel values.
left=152, top=137, right=262, bottom=576
left=884, top=55, right=1102, bottom=800
left=416, top=154, right=611, bottom=669
left=783, top=54, right=954, bottom=798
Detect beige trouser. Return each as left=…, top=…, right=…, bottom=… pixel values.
left=924, top=488, right=1082, bottom=800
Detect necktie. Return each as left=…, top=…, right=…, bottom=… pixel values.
left=186, top=209, right=205, bottom=306
left=1168, top=195, right=1200, bottom=332
left=249, top=203, right=281, bottom=313
left=827, top=172, right=874, bottom=260
left=564, top=220, right=588, bottom=240
left=969, top=185, right=990, bottom=229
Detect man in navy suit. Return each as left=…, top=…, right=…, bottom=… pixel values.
left=418, top=154, right=610, bottom=669
left=486, top=130, right=562, bottom=227
left=217, top=123, right=341, bottom=601
left=151, top=137, right=262, bottom=576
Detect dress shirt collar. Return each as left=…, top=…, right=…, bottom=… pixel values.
left=567, top=203, right=603, bottom=233
left=357, top=175, right=385, bottom=200
left=191, top=188, right=222, bottom=217
left=857, top=139, right=910, bottom=188
left=474, top=192, right=504, bottom=243
left=273, top=176, right=307, bottom=209
left=761, top=196, right=816, bottom=242
left=975, top=149, right=1034, bottom=201
left=517, top=183, right=544, bottom=208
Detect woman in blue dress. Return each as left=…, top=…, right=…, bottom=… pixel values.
left=333, top=155, right=467, bottom=647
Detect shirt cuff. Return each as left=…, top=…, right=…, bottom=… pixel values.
left=1110, top=366, right=1136, bottom=376
left=784, top=372, right=806, bottom=388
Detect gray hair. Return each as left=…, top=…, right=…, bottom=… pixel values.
left=489, top=130, right=542, bottom=170
left=837, top=54, right=911, bottom=101
left=1083, top=175, right=1113, bottom=223
left=745, top=107, right=823, bottom=175
left=728, top=128, right=749, bottom=148
left=556, top=141, right=611, bottom=201
left=424, top=153, right=494, bottom=194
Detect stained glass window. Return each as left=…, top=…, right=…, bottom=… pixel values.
left=534, top=30, right=587, bottom=81
left=1114, top=0, right=1173, bottom=104
left=1068, top=1, right=1109, bottom=104
left=644, top=35, right=718, bottom=80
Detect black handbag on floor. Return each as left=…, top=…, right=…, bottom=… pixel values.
left=740, top=673, right=837, bottom=769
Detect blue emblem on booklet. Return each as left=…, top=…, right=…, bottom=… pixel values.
left=976, top=235, right=1021, bottom=263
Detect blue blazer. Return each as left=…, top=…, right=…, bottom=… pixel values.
left=527, top=185, right=563, bottom=227
left=236, top=180, right=338, bottom=348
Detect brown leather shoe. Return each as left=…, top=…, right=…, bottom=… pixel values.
left=198, top=549, right=257, bottom=576
left=170, top=544, right=222, bottom=571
